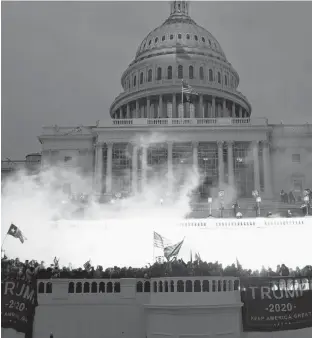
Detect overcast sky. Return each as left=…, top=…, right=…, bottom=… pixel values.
left=2, top=1, right=312, bottom=159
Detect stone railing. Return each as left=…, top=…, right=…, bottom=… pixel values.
left=37, top=277, right=240, bottom=295
left=111, top=117, right=268, bottom=127
left=178, top=217, right=308, bottom=228
left=150, top=277, right=240, bottom=293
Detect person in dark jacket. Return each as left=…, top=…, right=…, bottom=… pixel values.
left=288, top=191, right=296, bottom=204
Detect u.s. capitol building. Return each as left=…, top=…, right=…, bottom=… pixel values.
left=38, top=0, right=312, bottom=201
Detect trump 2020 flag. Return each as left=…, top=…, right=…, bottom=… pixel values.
left=164, top=238, right=184, bottom=261
left=7, top=224, right=27, bottom=243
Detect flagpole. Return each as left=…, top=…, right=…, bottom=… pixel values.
left=1, top=233, right=8, bottom=251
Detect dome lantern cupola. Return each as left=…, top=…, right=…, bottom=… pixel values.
left=170, top=0, right=190, bottom=17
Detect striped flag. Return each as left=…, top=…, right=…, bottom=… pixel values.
left=153, top=232, right=171, bottom=249
left=182, top=80, right=198, bottom=96
left=7, top=224, right=27, bottom=243
left=83, top=260, right=91, bottom=271
left=164, top=238, right=184, bottom=261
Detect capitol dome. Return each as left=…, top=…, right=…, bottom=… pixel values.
left=134, top=1, right=226, bottom=63
left=110, top=0, right=251, bottom=121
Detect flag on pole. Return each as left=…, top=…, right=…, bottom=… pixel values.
left=83, top=260, right=91, bottom=271
left=182, top=80, right=198, bottom=97
left=195, top=252, right=201, bottom=262
left=7, top=224, right=27, bottom=243
left=164, top=238, right=184, bottom=261
left=236, top=257, right=242, bottom=271
left=190, top=250, right=193, bottom=263
left=153, top=231, right=171, bottom=249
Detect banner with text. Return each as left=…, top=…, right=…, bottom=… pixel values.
left=241, top=277, right=312, bottom=331
left=1, top=278, right=38, bottom=335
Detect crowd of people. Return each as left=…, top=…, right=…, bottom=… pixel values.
left=2, top=254, right=312, bottom=281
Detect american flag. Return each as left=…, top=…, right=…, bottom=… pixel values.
left=153, top=232, right=171, bottom=249
left=182, top=80, right=198, bottom=96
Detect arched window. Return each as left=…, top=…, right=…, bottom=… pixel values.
left=217, top=72, right=221, bottom=84
left=170, top=34, right=174, bottom=40
left=140, top=72, right=144, bottom=84
left=178, top=65, right=183, bottom=79
left=202, top=37, right=205, bottom=43
left=186, top=34, right=190, bottom=40
left=167, top=66, right=172, bottom=80
left=189, top=65, right=194, bottom=79
left=224, top=75, right=228, bottom=86
left=194, top=35, right=198, bottom=41
left=157, top=67, right=162, bottom=81
left=162, top=35, right=166, bottom=41
left=199, top=66, right=204, bottom=80
left=133, top=75, right=136, bottom=87
left=209, top=69, right=213, bottom=81
left=155, top=37, right=158, bottom=43
left=178, top=33, right=182, bottom=39
left=148, top=69, right=152, bottom=82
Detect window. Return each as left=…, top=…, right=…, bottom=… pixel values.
left=209, top=69, right=213, bottom=81
left=208, top=39, right=211, bottom=46
left=162, top=35, right=166, bottom=41
left=194, top=35, right=198, bottom=41
left=202, top=37, right=205, bottom=43
left=178, top=65, right=183, bottom=79
left=64, top=156, right=72, bottom=162
left=217, top=72, right=221, bottom=84
left=140, top=72, right=144, bottom=84
left=292, top=154, right=300, bottom=163
left=133, top=75, right=136, bottom=87
left=199, top=66, right=204, bottom=80
left=155, top=37, right=158, bottom=43
left=224, top=75, right=227, bottom=86
left=189, top=65, right=194, bottom=79
left=157, top=67, right=162, bottom=81
left=167, top=102, right=173, bottom=118
left=170, top=34, right=174, bottom=40
left=186, top=34, right=190, bottom=40
left=178, top=33, right=182, bottom=39
left=167, top=66, right=172, bottom=80
left=148, top=40, right=152, bottom=45
left=148, top=69, right=152, bottom=82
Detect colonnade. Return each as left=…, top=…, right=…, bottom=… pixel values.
left=113, top=94, right=248, bottom=120
left=94, top=141, right=273, bottom=198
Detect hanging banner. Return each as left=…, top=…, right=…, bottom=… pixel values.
left=1, top=277, right=38, bottom=335
left=241, top=277, right=312, bottom=331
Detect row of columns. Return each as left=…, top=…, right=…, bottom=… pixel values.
left=94, top=141, right=272, bottom=198
left=114, top=94, right=246, bottom=119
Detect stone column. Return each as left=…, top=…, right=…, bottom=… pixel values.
left=94, top=143, right=103, bottom=194
left=192, top=142, right=198, bottom=173
left=212, top=96, right=216, bottom=118
left=131, top=143, right=138, bottom=194
left=126, top=103, right=130, bottom=119
left=146, top=97, right=150, bottom=119
left=252, top=141, right=260, bottom=192
left=231, top=102, right=235, bottom=118
left=167, top=141, right=173, bottom=192
left=172, top=93, right=176, bottom=118
left=217, top=141, right=224, bottom=188
left=141, top=146, right=148, bottom=190
left=262, top=141, right=273, bottom=198
left=136, top=100, right=139, bottom=118
left=223, top=99, right=227, bottom=117
left=159, top=95, right=163, bottom=118
left=239, top=106, right=243, bottom=118
left=106, top=142, right=113, bottom=194
left=227, top=141, right=234, bottom=187
left=199, top=94, right=203, bottom=118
